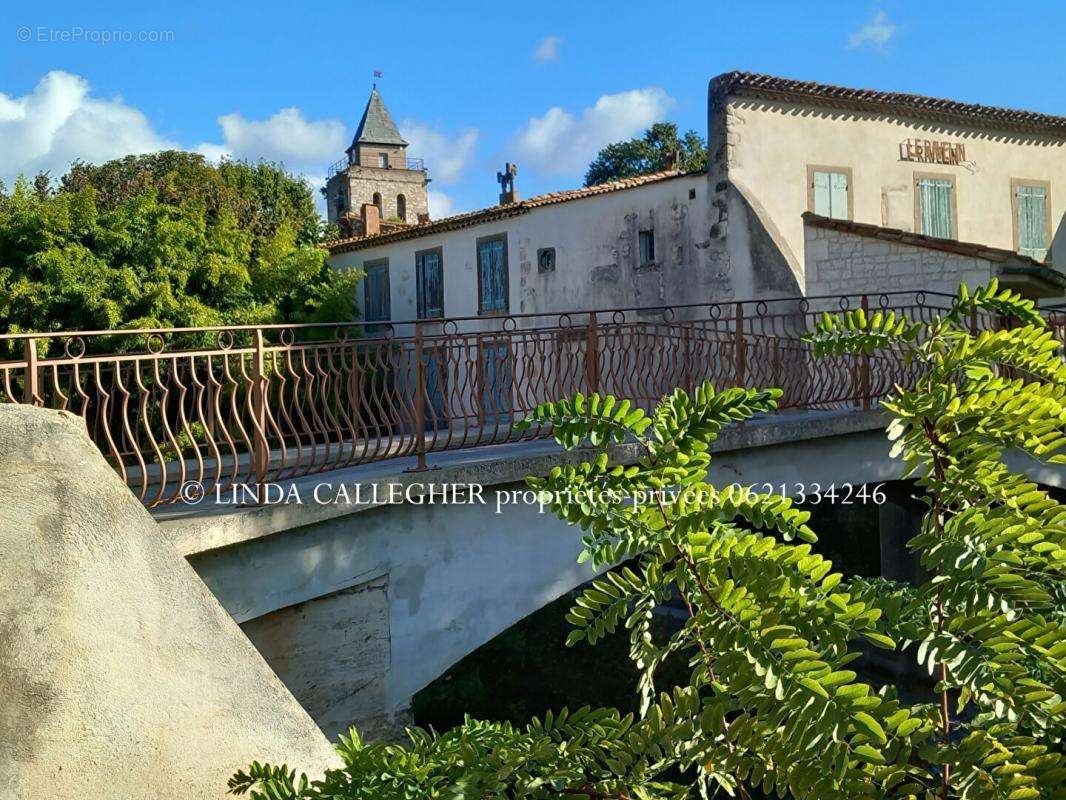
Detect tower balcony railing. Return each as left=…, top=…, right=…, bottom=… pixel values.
left=327, top=156, right=426, bottom=179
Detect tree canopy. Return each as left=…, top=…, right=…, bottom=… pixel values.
left=584, top=122, right=708, bottom=187
left=0, top=152, right=357, bottom=347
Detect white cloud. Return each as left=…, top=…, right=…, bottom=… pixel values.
left=0, top=70, right=177, bottom=186
left=400, top=120, right=478, bottom=184
left=532, top=36, right=562, bottom=63
left=0, top=69, right=350, bottom=209
left=207, top=107, right=346, bottom=165
left=428, top=190, right=456, bottom=218
left=511, top=88, right=675, bottom=176
left=0, top=71, right=472, bottom=221
left=848, top=11, right=896, bottom=50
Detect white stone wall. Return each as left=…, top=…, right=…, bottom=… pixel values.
left=804, top=224, right=992, bottom=298
left=328, top=173, right=721, bottom=321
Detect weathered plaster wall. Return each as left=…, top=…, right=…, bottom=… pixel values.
left=804, top=223, right=991, bottom=297
left=242, top=576, right=393, bottom=740
left=0, top=405, right=337, bottom=799
left=327, top=174, right=728, bottom=319
left=722, top=94, right=1066, bottom=286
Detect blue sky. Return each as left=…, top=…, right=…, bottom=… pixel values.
left=2, top=0, right=1064, bottom=217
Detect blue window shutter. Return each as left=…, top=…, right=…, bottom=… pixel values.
left=479, top=239, right=507, bottom=312
left=813, top=171, right=849, bottom=220
left=829, top=173, right=849, bottom=220
left=1017, top=185, right=1048, bottom=261
left=417, top=252, right=443, bottom=318
left=919, top=178, right=954, bottom=239
left=813, top=171, right=831, bottom=216
left=426, top=252, right=442, bottom=317
left=363, top=263, right=390, bottom=321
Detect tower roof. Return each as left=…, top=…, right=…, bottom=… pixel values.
left=350, top=88, right=407, bottom=149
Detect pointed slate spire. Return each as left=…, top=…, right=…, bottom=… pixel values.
left=351, top=88, right=408, bottom=148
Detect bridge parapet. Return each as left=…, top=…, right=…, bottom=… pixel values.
left=0, top=290, right=1034, bottom=507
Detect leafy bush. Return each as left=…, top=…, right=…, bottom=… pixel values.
left=0, top=153, right=360, bottom=357
left=231, top=281, right=1064, bottom=799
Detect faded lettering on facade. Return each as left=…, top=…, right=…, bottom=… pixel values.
left=898, top=138, right=966, bottom=166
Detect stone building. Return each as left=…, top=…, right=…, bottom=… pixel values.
left=324, top=72, right=1065, bottom=323
left=324, top=88, right=430, bottom=237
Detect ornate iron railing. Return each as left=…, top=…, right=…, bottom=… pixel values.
left=0, top=291, right=980, bottom=507
left=327, top=156, right=426, bottom=179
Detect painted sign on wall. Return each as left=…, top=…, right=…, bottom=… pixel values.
left=899, top=138, right=967, bottom=166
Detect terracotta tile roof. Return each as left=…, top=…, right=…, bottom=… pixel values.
left=803, top=212, right=1062, bottom=272
left=324, top=169, right=700, bottom=254
left=713, top=71, right=1066, bottom=135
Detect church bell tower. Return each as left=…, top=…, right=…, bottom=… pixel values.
left=325, top=88, right=430, bottom=237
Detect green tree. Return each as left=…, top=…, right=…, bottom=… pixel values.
left=0, top=152, right=359, bottom=354
left=231, top=281, right=1064, bottom=799
left=584, top=123, right=708, bottom=187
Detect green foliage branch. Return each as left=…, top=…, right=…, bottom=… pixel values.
left=231, top=281, right=1064, bottom=799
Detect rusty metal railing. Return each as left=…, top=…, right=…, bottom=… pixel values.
left=0, top=291, right=970, bottom=507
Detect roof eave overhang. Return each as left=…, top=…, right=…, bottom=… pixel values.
left=996, top=265, right=1066, bottom=299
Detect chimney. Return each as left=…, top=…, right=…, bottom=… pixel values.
left=361, top=203, right=380, bottom=236
left=497, top=162, right=519, bottom=205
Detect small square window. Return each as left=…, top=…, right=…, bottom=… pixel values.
left=378, top=153, right=389, bottom=168
left=639, top=230, right=655, bottom=265
left=811, top=169, right=850, bottom=220
left=537, top=247, right=556, bottom=273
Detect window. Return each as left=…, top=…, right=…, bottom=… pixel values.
left=372, top=193, right=382, bottom=214
left=363, top=260, right=390, bottom=322
left=537, top=247, right=556, bottom=273
left=378, top=153, right=389, bottom=168
left=416, top=247, right=443, bottom=319
left=476, top=234, right=508, bottom=314
left=639, top=230, right=655, bottom=265
left=807, top=165, right=852, bottom=220
left=397, top=194, right=407, bottom=222
left=1013, top=179, right=1051, bottom=261
left=915, top=173, right=956, bottom=239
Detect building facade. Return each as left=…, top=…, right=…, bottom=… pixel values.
left=328, top=171, right=711, bottom=323
left=709, top=72, right=1066, bottom=299
left=325, top=72, right=1065, bottom=324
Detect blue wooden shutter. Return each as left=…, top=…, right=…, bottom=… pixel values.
left=813, top=171, right=849, bottom=220
left=918, top=178, right=955, bottom=239
left=363, top=263, right=390, bottom=321
left=829, top=173, right=849, bottom=220
left=418, top=251, right=442, bottom=318
left=479, top=239, right=507, bottom=312
left=1017, top=185, right=1048, bottom=261
left=813, top=171, right=831, bottom=216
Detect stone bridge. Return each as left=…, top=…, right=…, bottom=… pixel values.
left=147, top=406, right=1009, bottom=738
left=5, top=292, right=1066, bottom=794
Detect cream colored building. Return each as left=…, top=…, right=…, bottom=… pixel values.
left=710, top=72, right=1065, bottom=300
left=325, top=72, right=1065, bottom=323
